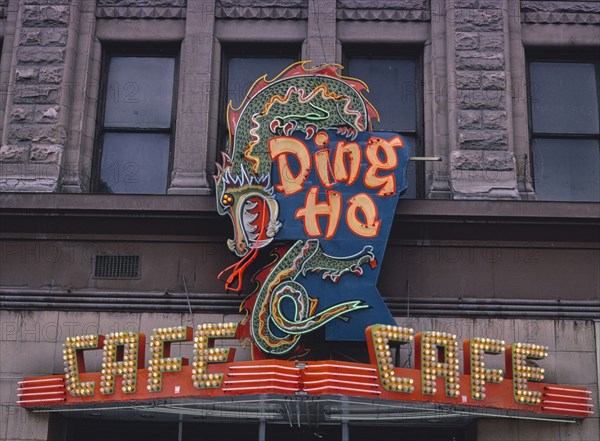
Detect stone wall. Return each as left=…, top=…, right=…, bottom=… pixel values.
left=449, top=0, right=518, bottom=199
left=0, top=1, right=73, bottom=192
left=0, top=0, right=597, bottom=195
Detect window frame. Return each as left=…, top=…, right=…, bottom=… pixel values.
left=525, top=48, right=600, bottom=202
left=92, top=43, right=180, bottom=194
left=342, top=44, right=425, bottom=199
left=217, top=43, right=301, bottom=154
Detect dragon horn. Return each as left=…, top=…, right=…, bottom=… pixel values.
left=221, top=151, right=232, bottom=165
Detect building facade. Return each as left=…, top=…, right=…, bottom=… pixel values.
left=0, top=0, right=598, bottom=440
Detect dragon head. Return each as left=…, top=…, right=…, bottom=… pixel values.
left=215, top=157, right=281, bottom=257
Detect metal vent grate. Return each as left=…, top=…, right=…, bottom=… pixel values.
left=93, top=255, right=140, bottom=279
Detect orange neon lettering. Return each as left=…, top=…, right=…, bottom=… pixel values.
left=346, top=193, right=380, bottom=238
left=314, top=149, right=336, bottom=188
left=333, top=141, right=361, bottom=186
left=364, top=136, right=403, bottom=196
left=268, top=137, right=311, bottom=195
left=295, top=187, right=341, bottom=239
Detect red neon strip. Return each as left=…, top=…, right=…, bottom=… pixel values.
left=306, top=363, right=377, bottom=372
left=224, top=380, right=298, bottom=384
left=229, top=365, right=299, bottom=372
left=304, top=372, right=378, bottom=380
left=18, top=379, right=63, bottom=385
left=17, top=398, right=65, bottom=405
left=303, top=379, right=377, bottom=388
left=544, top=393, right=592, bottom=402
left=222, top=386, right=298, bottom=393
left=544, top=386, right=591, bottom=395
left=303, top=385, right=381, bottom=395
left=227, top=371, right=298, bottom=379
left=18, top=385, right=65, bottom=392
left=541, top=406, right=594, bottom=415
left=542, top=400, right=594, bottom=408
left=17, top=391, right=65, bottom=398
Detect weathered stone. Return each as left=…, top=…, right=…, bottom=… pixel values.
left=13, top=85, right=61, bottom=104
left=458, top=89, right=505, bottom=110
left=456, top=32, right=478, bottom=50
left=482, top=110, right=507, bottom=130
left=456, top=71, right=481, bottom=89
left=21, top=5, right=70, bottom=27
left=482, top=71, right=505, bottom=90
left=455, top=0, right=479, bottom=8
left=19, top=29, right=42, bottom=46
left=483, top=151, right=514, bottom=171
left=15, top=67, right=38, bottom=82
left=8, top=124, right=66, bottom=145
left=34, top=106, right=60, bottom=123
left=10, top=107, right=34, bottom=123
left=456, top=51, right=504, bottom=70
left=479, top=32, right=503, bottom=51
left=0, top=145, right=29, bottom=162
left=450, top=168, right=519, bottom=200
left=38, top=67, right=63, bottom=84
left=0, top=162, right=60, bottom=192
left=18, top=47, right=65, bottom=64
left=20, top=28, right=68, bottom=46
left=451, top=149, right=483, bottom=170
left=478, top=0, right=502, bottom=10
left=458, top=110, right=481, bottom=129
left=459, top=130, right=508, bottom=149
left=44, top=29, right=68, bottom=46
left=30, top=144, right=62, bottom=163
left=455, top=8, right=503, bottom=32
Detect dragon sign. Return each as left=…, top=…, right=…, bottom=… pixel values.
left=215, top=62, right=410, bottom=358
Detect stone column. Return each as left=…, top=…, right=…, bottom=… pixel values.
left=168, top=0, right=215, bottom=195
left=0, top=0, right=80, bottom=192
left=448, top=0, right=519, bottom=199
left=427, top=0, right=452, bottom=198
left=305, top=0, right=336, bottom=65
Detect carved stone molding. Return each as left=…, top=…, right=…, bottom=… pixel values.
left=521, top=11, right=600, bottom=25
left=216, top=0, right=308, bottom=20
left=521, top=1, right=600, bottom=14
left=97, top=0, right=187, bottom=6
left=95, top=6, right=186, bottom=19
left=337, top=0, right=430, bottom=21
left=521, top=0, right=599, bottom=24
left=337, top=8, right=430, bottom=21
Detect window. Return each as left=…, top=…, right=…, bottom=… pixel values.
left=528, top=56, right=600, bottom=202
left=344, top=47, right=423, bottom=199
left=218, top=45, right=300, bottom=151
left=94, top=47, right=178, bottom=194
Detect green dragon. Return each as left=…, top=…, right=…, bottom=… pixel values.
left=215, top=62, right=380, bottom=356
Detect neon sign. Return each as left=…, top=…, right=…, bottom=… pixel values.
left=215, top=62, right=410, bottom=357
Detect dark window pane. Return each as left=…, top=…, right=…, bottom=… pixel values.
left=227, top=57, right=296, bottom=108
left=532, top=138, right=600, bottom=201
left=347, top=58, right=417, bottom=132
left=104, top=57, right=175, bottom=129
left=99, top=133, right=170, bottom=194
left=530, top=62, right=599, bottom=135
